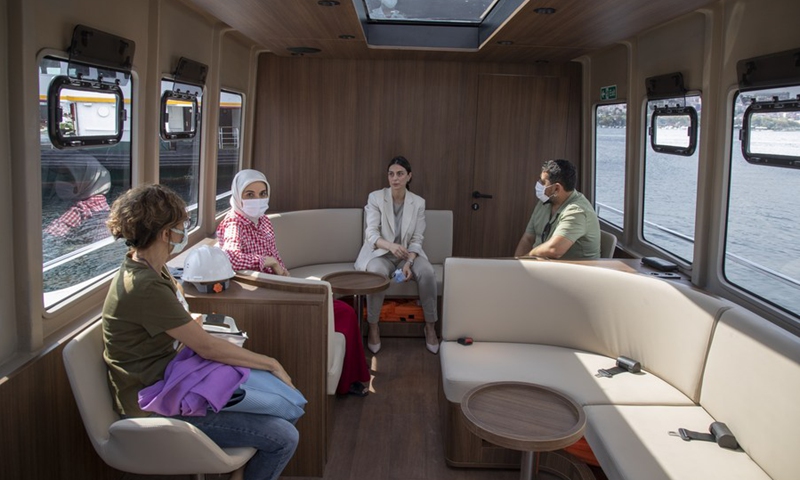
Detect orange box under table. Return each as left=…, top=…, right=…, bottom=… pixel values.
left=363, top=299, right=425, bottom=322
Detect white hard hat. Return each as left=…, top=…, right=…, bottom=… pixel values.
left=182, top=245, right=236, bottom=293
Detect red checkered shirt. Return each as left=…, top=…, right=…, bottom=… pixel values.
left=216, top=211, right=286, bottom=274
left=45, top=194, right=110, bottom=237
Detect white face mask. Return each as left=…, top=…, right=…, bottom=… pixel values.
left=242, top=198, right=269, bottom=218
left=535, top=182, right=551, bottom=204
left=382, top=0, right=397, bottom=8
left=170, top=224, right=189, bottom=255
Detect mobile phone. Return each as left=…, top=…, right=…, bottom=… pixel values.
left=203, top=313, right=227, bottom=326
left=642, top=256, right=678, bottom=272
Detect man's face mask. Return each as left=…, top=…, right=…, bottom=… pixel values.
left=535, top=181, right=553, bottom=203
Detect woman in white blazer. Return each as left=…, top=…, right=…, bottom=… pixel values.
left=354, top=157, right=439, bottom=355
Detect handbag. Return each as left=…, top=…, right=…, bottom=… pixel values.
left=222, top=369, right=307, bottom=423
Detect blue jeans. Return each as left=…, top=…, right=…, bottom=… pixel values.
left=175, top=410, right=299, bottom=480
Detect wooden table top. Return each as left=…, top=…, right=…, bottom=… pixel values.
left=461, top=382, right=586, bottom=453
left=320, top=271, right=391, bottom=296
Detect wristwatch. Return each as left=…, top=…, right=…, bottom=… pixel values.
left=406, top=259, right=414, bottom=266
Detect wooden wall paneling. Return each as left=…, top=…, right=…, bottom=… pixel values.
left=317, top=60, right=359, bottom=209
left=467, top=68, right=582, bottom=258
left=255, top=55, right=322, bottom=211
left=0, top=340, right=121, bottom=480
left=184, top=280, right=329, bottom=477
left=252, top=56, right=580, bottom=259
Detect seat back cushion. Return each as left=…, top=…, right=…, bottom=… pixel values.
left=421, top=210, right=453, bottom=264
left=442, top=258, right=729, bottom=401
left=701, top=307, right=800, bottom=480
left=63, top=321, right=117, bottom=446
left=268, top=209, right=363, bottom=270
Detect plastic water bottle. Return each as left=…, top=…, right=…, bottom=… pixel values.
left=393, top=268, right=406, bottom=283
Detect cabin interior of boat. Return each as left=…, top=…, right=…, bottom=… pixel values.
left=2, top=0, right=799, bottom=479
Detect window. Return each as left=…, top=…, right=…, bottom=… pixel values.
left=740, top=93, right=800, bottom=168
left=725, top=85, right=800, bottom=317
left=40, top=56, right=131, bottom=310
left=364, top=0, right=499, bottom=23
left=354, top=0, right=527, bottom=50
left=594, top=103, right=627, bottom=228
left=159, top=79, right=202, bottom=228
left=642, top=95, right=702, bottom=263
left=216, top=91, right=243, bottom=215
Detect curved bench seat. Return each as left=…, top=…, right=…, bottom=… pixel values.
left=269, top=208, right=452, bottom=297
left=440, top=258, right=800, bottom=480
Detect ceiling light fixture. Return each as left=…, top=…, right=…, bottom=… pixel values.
left=534, top=7, right=556, bottom=14
left=497, top=40, right=514, bottom=46
left=318, top=1, right=340, bottom=6
left=339, top=34, right=356, bottom=39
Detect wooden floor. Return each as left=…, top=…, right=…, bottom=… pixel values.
left=124, top=337, right=607, bottom=480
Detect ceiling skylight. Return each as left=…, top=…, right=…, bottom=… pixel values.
left=364, top=0, right=500, bottom=24
left=354, top=0, right=529, bottom=50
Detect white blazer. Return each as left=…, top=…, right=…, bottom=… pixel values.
left=354, top=188, right=428, bottom=271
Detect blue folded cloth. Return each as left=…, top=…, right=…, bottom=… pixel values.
left=223, top=369, right=307, bottom=422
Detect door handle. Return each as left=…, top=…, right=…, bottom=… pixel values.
left=472, top=191, right=493, bottom=199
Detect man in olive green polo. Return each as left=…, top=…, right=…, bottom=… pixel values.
left=514, top=159, right=601, bottom=260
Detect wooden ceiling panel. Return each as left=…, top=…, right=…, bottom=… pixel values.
left=185, top=0, right=717, bottom=63
left=499, top=0, right=715, bottom=49
left=188, top=0, right=364, bottom=44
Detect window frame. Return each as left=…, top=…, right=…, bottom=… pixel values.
left=593, top=101, right=628, bottom=230
left=649, top=105, right=699, bottom=156
left=37, top=50, right=135, bottom=328
left=46, top=75, right=125, bottom=148
left=740, top=96, right=800, bottom=168
left=215, top=88, right=245, bottom=218
left=159, top=89, right=199, bottom=140
left=722, top=85, right=800, bottom=323
left=640, top=93, right=703, bottom=265
left=158, top=77, right=204, bottom=231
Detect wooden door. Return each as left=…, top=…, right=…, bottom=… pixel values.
left=466, top=73, right=580, bottom=258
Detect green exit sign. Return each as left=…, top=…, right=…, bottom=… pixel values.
left=600, top=85, right=618, bottom=100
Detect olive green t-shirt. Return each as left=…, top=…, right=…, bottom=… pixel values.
left=102, top=255, right=192, bottom=417
left=524, top=190, right=601, bottom=260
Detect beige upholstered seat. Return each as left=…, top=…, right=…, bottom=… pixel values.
left=600, top=230, right=618, bottom=258
left=63, top=321, right=256, bottom=480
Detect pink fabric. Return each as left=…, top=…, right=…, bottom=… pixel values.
left=216, top=211, right=286, bottom=274
left=333, top=300, right=371, bottom=394
left=45, top=194, right=109, bottom=237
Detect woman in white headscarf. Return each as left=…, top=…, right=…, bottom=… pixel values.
left=215, top=169, right=287, bottom=275
left=217, top=170, right=371, bottom=397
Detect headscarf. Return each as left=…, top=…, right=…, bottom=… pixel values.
left=55, top=155, right=111, bottom=201
left=230, top=169, right=271, bottom=224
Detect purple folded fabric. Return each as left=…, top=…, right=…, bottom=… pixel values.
left=138, top=347, right=250, bottom=416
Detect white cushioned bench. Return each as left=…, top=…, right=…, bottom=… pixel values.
left=439, top=257, right=800, bottom=480
left=268, top=208, right=453, bottom=297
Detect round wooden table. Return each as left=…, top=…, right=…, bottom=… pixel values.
left=320, top=271, right=390, bottom=332
left=461, top=382, right=589, bottom=480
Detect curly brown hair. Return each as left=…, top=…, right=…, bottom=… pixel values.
left=106, top=184, right=187, bottom=249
